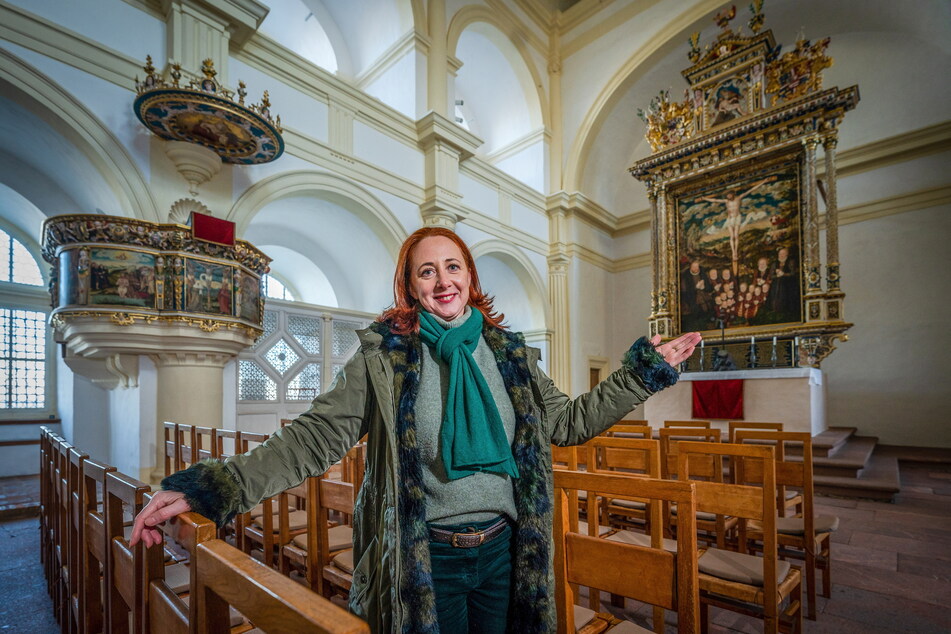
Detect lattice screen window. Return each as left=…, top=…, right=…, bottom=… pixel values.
left=0, top=309, right=46, bottom=408
left=237, top=302, right=369, bottom=404
left=238, top=360, right=277, bottom=401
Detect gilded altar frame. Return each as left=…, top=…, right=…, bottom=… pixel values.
left=630, top=5, right=858, bottom=367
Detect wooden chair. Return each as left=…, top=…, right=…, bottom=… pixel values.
left=661, top=428, right=733, bottom=547
left=602, top=424, right=653, bottom=439
left=728, top=421, right=784, bottom=443
left=66, top=446, right=89, bottom=634
left=163, top=422, right=183, bottom=476
left=679, top=442, right=802, bottom=634
left=81, top=458, right=117, bottom=634
left=193, top=425, right=216, bottom=461
left=103, top=470, right=151, bottom=633
left=52, top=437, right=73, bottom=627
left=39, top=427, right=55, bottom=596
left=193, top=539, right=369, bottom=634
left=585, top=437, right=662, bottom=534
left=735, top=430, right=838, bottom=621
left=279, top=476, right=322, bottom=590
left=143, top=506, right=249, bottom=633
left=318, top=477, right=357, bottom=598
left=664, top=420, right=712, bottom=429
left=728, top=423, right=801, bottom=517
left=552, top=445, right=580, bottom=470
left=553, top=470, right=700, bottom=634
left=234, top=431, right=273, bottom=558
left=214, top=428, right=239, bottom=459
left=143, top=508, right=216, bottom=634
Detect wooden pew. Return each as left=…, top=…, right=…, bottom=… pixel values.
left=194, top=539, right=369, bottom=633
left=81, top=458, right=117, bottom=634
left=104, top=471, right=151, bottom=633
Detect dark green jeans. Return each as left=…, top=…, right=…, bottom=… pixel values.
left=428, top=516, right=513, bottom=634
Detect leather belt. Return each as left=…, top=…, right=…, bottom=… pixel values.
left=428, top=517, right=509, bottom=548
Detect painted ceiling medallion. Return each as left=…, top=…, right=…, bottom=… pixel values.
left=134, top=57, right=284, bottom=165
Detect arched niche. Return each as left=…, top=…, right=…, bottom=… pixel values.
left=258, top=0, right=340, bottom=73
left=0, top=48, right=158, bottom=222
left=470, top=239, right=549, bottom=333
left=448, top=7, right=547, bottom=150
left=230, top=171, right=406, bottom=314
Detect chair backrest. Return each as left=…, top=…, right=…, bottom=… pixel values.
left=194, top=539, right=369, bottom=633
left=603, top=424, right=653, bottom=439
left=551, top=444, right=579, bottom=470
left=67, top=446, right=89, bottom=629
left=81, top=458, right=117, bottom=634
left=104, top=470, right=151, bottom=634
left=144, top=508, right=218, bottom=634
left=585, top=436, right=661, bottom=478
left=728, top=421, right=784, bottom=443
left=678, top=443, right=780, bottom=618
left=664, top=420, right=712, bottom=429
left=163, top=422, right=180, bottom=476
left=735, top=430, right=815, bottom=531
left=214, top=428, right=238, bottom=458
left=553, top=470, right=699, bottom=634
left=659, top=428, right=720, bottom=479
left=193, top=426, right=216, bottom=461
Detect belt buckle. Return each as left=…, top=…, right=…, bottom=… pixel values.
left=451, top=530, right=485, bottom=548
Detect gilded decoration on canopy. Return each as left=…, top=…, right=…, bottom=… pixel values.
left=134, top=56, right=284, bottom=165
left=629, top=1, right=858, bottom=369
left=637, top=1, right=837, bottom=153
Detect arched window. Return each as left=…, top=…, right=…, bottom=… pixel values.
left=0, top=230, right=44, bottom=285
left=0, top=227, right=51, bottom=412
left=264, top=274, right=296, bottom=302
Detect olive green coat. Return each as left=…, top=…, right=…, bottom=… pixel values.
left=182, top=324, right=674, bottom=632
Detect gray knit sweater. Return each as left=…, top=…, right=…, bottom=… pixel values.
left=414, top=308, right=519, bottom=525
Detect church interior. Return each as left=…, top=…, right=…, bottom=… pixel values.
left=1, top=0, right=949, bottom=632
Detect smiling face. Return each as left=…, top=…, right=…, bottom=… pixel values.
left=408, top=236, right=472, bottom=321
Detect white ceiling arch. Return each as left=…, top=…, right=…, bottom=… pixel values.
left=470, top=238, right=549, bottom=332
left=228, top=170, right=407, bottom=313
left=0, top=48, right=158, bottom=222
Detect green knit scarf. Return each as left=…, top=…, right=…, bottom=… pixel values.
left=418, top=309, right=519, bottom=481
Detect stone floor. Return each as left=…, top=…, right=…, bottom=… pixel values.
left=2, top=464, right=950, bottom=632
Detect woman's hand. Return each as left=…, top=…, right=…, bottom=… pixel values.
left=651, top=332, right=702, bottom=367
left=129, top=490, right=191, bottom=548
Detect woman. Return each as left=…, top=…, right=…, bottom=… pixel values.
left=131, top=227, right=701, bottom=633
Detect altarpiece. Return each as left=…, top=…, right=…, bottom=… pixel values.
left=630, top=3, right=858, bottom=369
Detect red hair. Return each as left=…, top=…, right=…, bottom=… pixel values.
left=378, top=227, right=505, bottom=334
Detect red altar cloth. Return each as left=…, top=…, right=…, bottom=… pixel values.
left=692, top=379, right=744, bottom=420
left=190, top=212, right=235, bottom=246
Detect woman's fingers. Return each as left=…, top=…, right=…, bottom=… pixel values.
left=129, top=490, right=190, bottom=546
left=655, top=332, right=703, bottom=366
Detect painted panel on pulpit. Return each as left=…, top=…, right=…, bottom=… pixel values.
left=238, top=272, right=261, bottom=323
left=676, top=164, right=802, bottom=333
left=88, top=248, right=156, bottom=308
left=184, top=258, right=233, bottom=315
left=58, top=249, right=87, bottom=306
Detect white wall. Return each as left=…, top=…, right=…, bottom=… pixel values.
left=822, top=204, right=951, bottom=447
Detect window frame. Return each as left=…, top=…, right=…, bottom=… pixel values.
left=0, top=223, right=56, bottom=419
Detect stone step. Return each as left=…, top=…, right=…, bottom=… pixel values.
left=814, top=451, right=901, bottom=501
left=789, top=435, right=877, bottom=477
left=784, top=426, right=855, bottom=458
